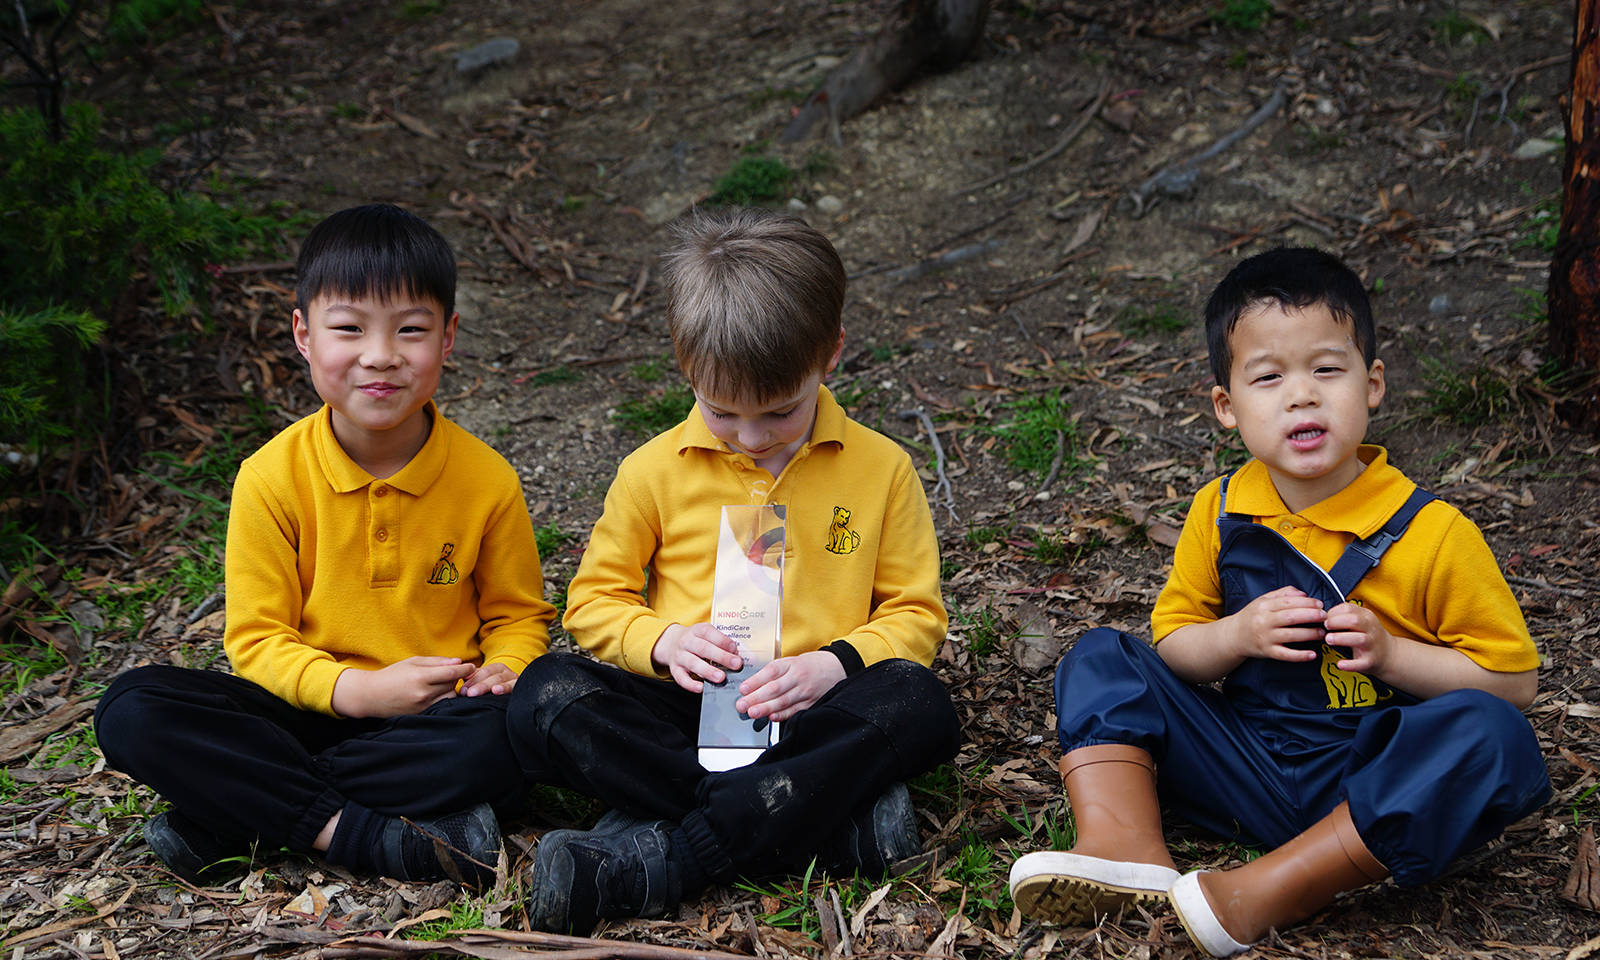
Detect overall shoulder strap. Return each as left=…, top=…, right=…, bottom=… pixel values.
left=1216, top=472, right=1252, bottom=523
left=1327, top=488, right=1437, bottom=596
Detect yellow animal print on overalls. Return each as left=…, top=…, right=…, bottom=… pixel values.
left=1318, top=643, right=1376, bottom=708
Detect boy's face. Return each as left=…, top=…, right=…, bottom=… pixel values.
left=693, top=333, right=843, bottom=473
left=293, top=292, right=458, bottom=458
left=1211, top=300, right=1385, bottom=510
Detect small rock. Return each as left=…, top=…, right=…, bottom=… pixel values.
left=787, top=197, right=807, bottom=211
left=455, top=37, right=519, bottom=74
left=815, top=194, right=844, bottom=214
left=1513, top=137, right=1562, bottom=160
left=1428, top=294, right=1452, bottom=315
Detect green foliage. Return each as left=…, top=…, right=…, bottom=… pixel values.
left=535, top=522, right=574, bottom=560
left=614, top=386, right=694, bottom=437
left=737, top=862, right=824, bottom=939
left=525, top=365, right=582, bottom=387
left=964, top=522, right=1010, bottom=549
left=945, top=839, right=1012, bottom=915
left=1434, top=11, right=1491, bottom=45
left=1212, top=0, right=1270, bottom=31
left=1297, top=125, right=1346, bottom=153
left=405, top=899, right=484, bottom=940
left=1420, top=356, right=1513, bottom=427
left=399, top=0, right=446, bottom=18
left=709, top=155, right=794, bottom=206
left=105, top=0, right=205, bottom=44
left=953, top=604, right=1010, bottom=660
left=988, top=390, right=1083, bottom=478
left=802, top=148, right=836, bottom=178
left=1114, top=302, right=1188, bottom=336
left=332, top=102, right=366, bottom=121
left=1445, top=72, right=1483, bottom=106
left=631, top=356, right=671, bottom=382
left=1512, top=286, right=1548, bottom=324
left=1517, top=198, right=1560, bottom=254
left=0, top=306, right=105, bottom=447
left=0, top=104, right=279, bottom=317
left=1025, top=528, right=1070, bottom=565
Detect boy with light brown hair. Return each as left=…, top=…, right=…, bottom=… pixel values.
left=1008, top=247, right=1549, bottom=955
left=507, top=207, right=961, bottom=934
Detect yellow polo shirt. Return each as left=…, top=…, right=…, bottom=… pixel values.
left=224, top=404, right=554, bottom=714
left=1152, top=446, right=1537, bottom=673
left=563, top=386, right=946, bottom=675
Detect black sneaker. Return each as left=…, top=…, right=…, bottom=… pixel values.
left=822, top=781, right=921, bottom=876
left=143, top=810, right=250, bottom=884
left=527, top=818, right=682, bottom=934
left=372, top=803, right=501, bottom=886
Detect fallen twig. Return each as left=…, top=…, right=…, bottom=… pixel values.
left=898, top=408, right=958, bottom=523
left=1036, top=429, right=1066, bottom=497
left=952, top=77, right=1110, bottom=195
left=1505, top=574, right=1588, bottom=598
left=886, top=240, right=1002, bottom=284
left=1128, top=84, right=1288, bottom=217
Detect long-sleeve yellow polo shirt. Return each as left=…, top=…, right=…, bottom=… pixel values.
left=563, top=386, right=947, bottom=676
left=1152, top=445, right=1537, bottom=673
left=224, top=404, right=554, bottom=714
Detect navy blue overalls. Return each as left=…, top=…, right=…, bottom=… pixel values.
left=1054, top=477, right=1549, bottom=884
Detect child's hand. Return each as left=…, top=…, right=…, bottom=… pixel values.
left=736, top=650, right=846, bottom=723
left=462, top=661, right=517, bottom=697
left=331, top=656, right=475, bottom=718
left=1322, top=601, right=1394, bottom=673
left=1228, top=586, right=1326, bottom=662
left=652, top=623, right=743, bottom=693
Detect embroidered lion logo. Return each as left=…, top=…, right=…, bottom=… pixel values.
left=825, top=506, right=860, bottom=555
left=1318, top=643, right=1376, bottom=709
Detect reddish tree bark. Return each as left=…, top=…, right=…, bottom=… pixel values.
left=781, top=0, right=989, bottom=144
left=1550, top=0, right=1600, bottom=432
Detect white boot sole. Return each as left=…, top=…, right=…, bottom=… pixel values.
left=1170, top=870, right=1251, bottom=957
left=1008, top=850, right=1179, bottom=925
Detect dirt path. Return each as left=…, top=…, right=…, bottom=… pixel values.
left=5, top=0, right=1600, bottom=956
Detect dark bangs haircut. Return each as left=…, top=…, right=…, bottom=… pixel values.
left=1204, top=247, right=1376, bottom=388
left=294, top=203, right=456, bottom=318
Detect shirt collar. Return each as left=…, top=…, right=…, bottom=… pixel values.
left=676, top=384, right=846, bottom=457
left=1227, top=445, right=1417, bottom=537
left=312, top=401, right=449, bottom=495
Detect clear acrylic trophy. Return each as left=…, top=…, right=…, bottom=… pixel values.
left=697, top=504, right=785, bottom=772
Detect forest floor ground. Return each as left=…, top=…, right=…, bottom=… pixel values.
left=4, top=0, right=1600, bottom=957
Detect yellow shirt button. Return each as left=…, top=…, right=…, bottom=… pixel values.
left=1279, top=521, right=1293, bottom=533
left=376, top=528, right=388, bottom=541
left=374, top=486, right=388, bottom=497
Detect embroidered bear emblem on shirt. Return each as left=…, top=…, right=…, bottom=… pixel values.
left=825, top=506, right=860, bottom=555
left=1318, top=642, right=1376, bottom=708
left=427, top=543, right=458, bottom=585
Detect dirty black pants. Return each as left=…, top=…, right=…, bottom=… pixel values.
left=506, top=652, right=960, bottom=881
left=95, top=665, right=533, bottom=851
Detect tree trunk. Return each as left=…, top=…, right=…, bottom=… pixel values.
left=1550, top=0, right=1600, bottom=432
left=780, top=0, right=989, bottom=145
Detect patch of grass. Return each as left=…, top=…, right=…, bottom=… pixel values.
left=747, top=85, right=806, bottom=109
left=988, top=390, right=1084, bottom=479
left=535, top=522, right=574, bottom=560
left=405, top=899, right=484, bottom=940
left=525, top=364, right=582, bottom=388
left=1420, top=356, right=1514, bottom=427
left=1025, top=528, right=1071, bottom=565
left=1445, top=72, right=1483, bottom=107
left=398, top=0, right=445, bottom=18
left=708, top=155, right=794, bottom=206
left=1435, top=11, right=1490, bottom=45
left=526, top=784, right=602, bottom=826
left=0, top=768, right=18, bottom=801
left=1212, top=0, right=1270, bottom=31
left=631, top=356, right=671, bottom=382
left=1211, top=432, right=1251, bottom=473
left=1297, top=124, right=1346, bottom=153
left=828, top=382, right=874, bottom=411
left=1516, top=198, right=1560, bottom=254
left=953, top=604, right=1011, bottom=660
left=332, top=102, right=365, bottom=121
left=738, top=862, right=823, bottom=938
left=1114, top=302, right=1188, bottom=336
left=614, top=386, right=695, bottom=437
left=1512, top=286, right=1548, bottom=324
left=1224, top=49, right=1250, bottom=70
left=559, top=194, right=589, bottom=213
left=1572, top=783, right=1599, bottom=828
left=33, top=727, right=97, bottom=769
left=945, top=837, right=1012, bottom=916
left=964, top=522, right=1011, bottom=549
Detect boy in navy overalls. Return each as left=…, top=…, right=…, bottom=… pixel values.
left=1008, top=248, right=1548, bottom=956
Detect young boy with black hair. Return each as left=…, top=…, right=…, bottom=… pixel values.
left=507, top=207, right=961, bottom=934
left=1007, top=247, right=1549, bottom=955
left=95, top=203, right=555, bottom=885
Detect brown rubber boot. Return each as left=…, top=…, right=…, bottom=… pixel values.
left=1009, top=744, right=1179, bottom=924
left=1171, top=801, right=1387, bottom=957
